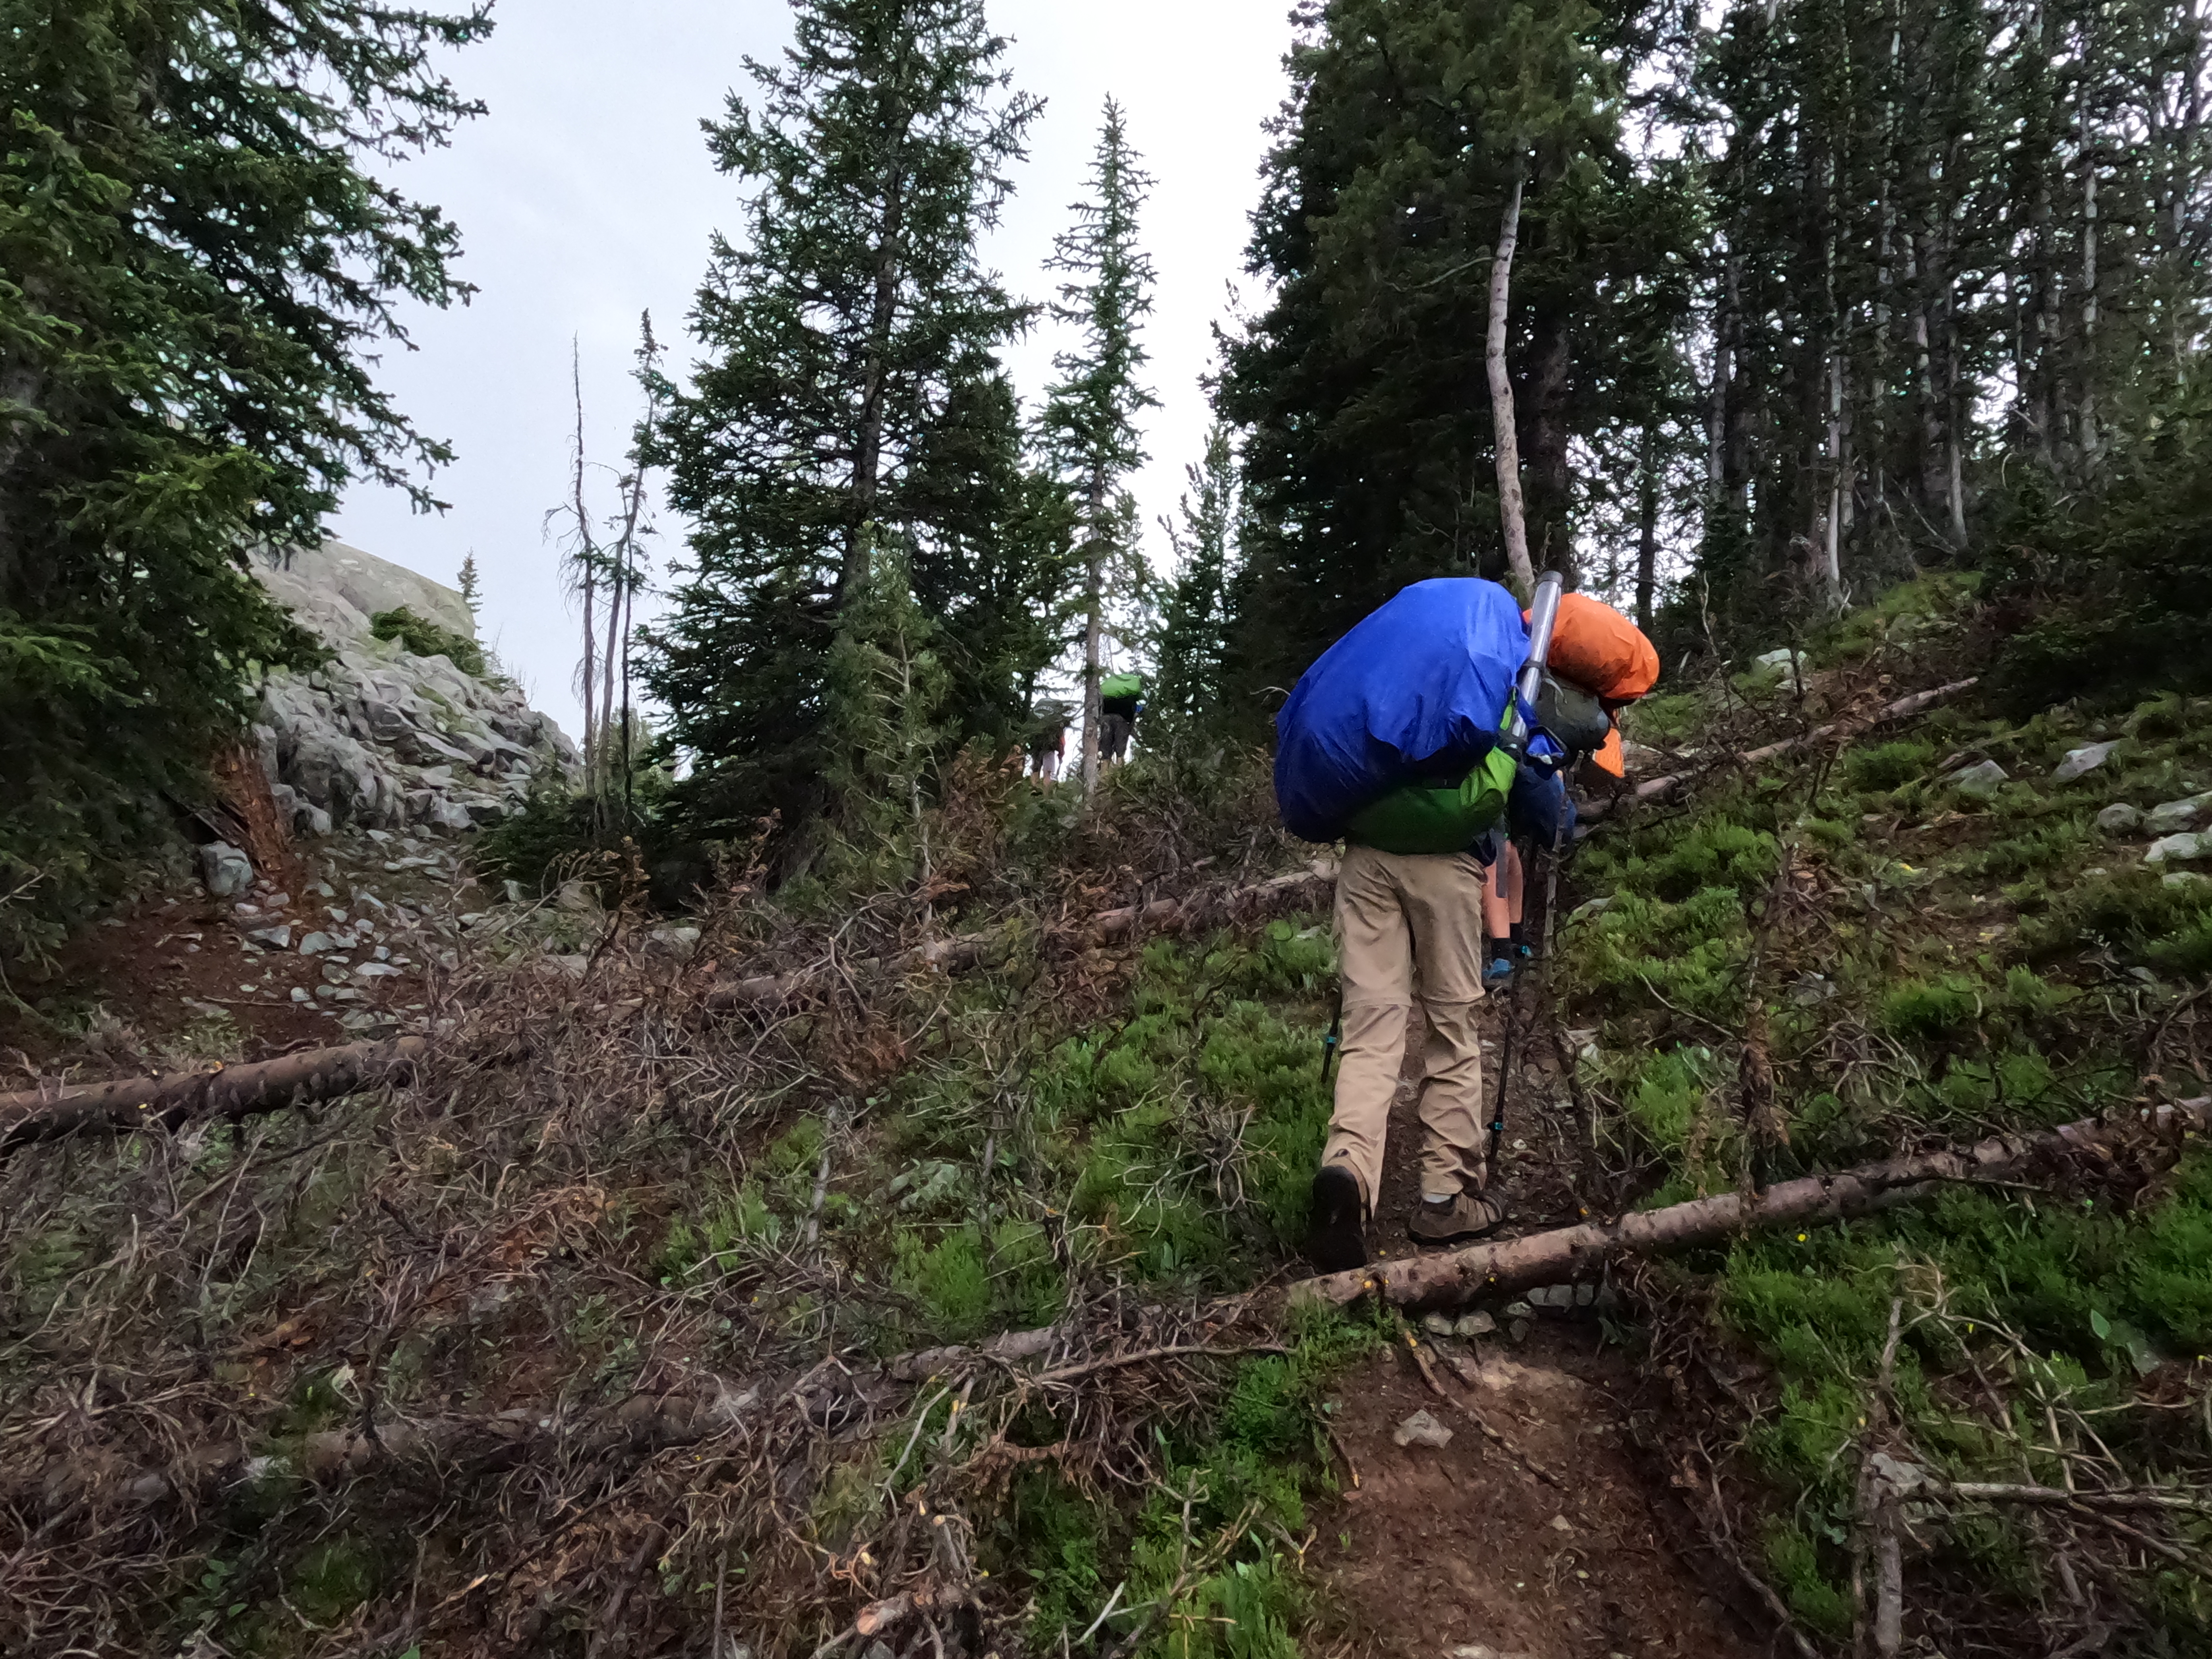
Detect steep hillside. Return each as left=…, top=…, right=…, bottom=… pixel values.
left=1, top=582, right=2206, bottom=1659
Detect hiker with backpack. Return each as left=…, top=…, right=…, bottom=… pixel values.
left=1273, top=578, right=1656, bottom=1274
left=1098, top=672, right=1143, bottom=766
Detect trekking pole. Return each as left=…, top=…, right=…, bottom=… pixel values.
left=1320, top=987, right=1345, bottom=1086
left=1486, top=570, right=1566, bottom=1180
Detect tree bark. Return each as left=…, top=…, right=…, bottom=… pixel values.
left=1292, top=1098, right=2210, bottom=1310
left=1486, top=175, right=1536, bottom=601
left=1081, top=473, right=1106, bottom=800
left=1635, top=419, right=1661, bottom=632
left=570, top=344, right=599, bottom=791
left=0, top=1037, right=429, bottom=1160
left=1525, top=308, right=1575, bottom=584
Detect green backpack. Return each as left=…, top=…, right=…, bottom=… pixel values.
left=1342, top=746, right=1518, bottom=856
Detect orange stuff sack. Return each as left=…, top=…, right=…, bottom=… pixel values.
left=1529, top=594, right=1659, bottom=777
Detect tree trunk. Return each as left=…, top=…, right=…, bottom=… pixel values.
left=0, top=1038, right=429, bottom=1160
left=1635, top=419, right=1661, bottom=632
left=2079, top=147, right=2101, bottom=474
left=1525, top=308, right=1575, bottom=584
left=1081, top=474, right=1106, bottom=800
left=1292, top=1097, right=2210, bottom=1309
left=1486, top=175, right=1536, bottom=601
left=1825, top=352, right=1846, bottom=599
left=846, top=157, right=911, bottom=607
left=570, top=346, right=599, bottom=793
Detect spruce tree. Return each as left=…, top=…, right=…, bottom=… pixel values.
left=1042, top=100, right=1158, bottom=799
left=0, top=0, right=488, bottom=949
left=1150, top=423, right=1239, bottom=751
left=646, top=0, right=1041, bottom=850
left=1217, top=0, right=1693, bottom=727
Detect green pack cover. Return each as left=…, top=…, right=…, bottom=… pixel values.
left=1342, top=746, right=1518, bottom=855
left=1099, top=672, right=1144, bottom=702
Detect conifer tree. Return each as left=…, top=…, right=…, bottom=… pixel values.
left=646, top=0, right=1041, bottom=851
left=1217, top=0, right=1692, bottom=725
left=0, top=0, right=489, bottom=948
left=1042, top=100, right=1158, bottom=799
left=1151, top=423, right=1239, bottom=751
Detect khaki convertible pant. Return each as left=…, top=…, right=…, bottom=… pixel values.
left=1322, top=843, right=1490, bottom=1212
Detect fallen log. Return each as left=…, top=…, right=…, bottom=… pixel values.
left=1291, top=1097, right=2211, bottom=1311
left=0, top=1036, right=429, bottom=1162
left=706, top=862, right=1337, bottom=1011
left=1584, top=679, right=1979, bottom=822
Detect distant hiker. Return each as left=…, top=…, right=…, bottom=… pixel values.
left=1099, top=672, right=1144, bottom=766
left=1029, top=703, right=1070, bottom=783
left=1272, top=578, right=1657, bottom=1274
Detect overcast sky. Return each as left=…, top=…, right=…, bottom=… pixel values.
left=332, top=1, right=1296, bottom=740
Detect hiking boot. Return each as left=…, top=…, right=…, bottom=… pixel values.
left=1305, top=1165, right=1369, bottom=1274
left=1408, top=1189, right=1507, bottom=1246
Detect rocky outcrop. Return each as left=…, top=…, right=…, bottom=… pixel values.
left=249, top=543, right=576, bottom=836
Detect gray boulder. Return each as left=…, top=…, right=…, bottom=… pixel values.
left=199, top=842, right=254, bottom=897
left=2146, top=832, right=2211, bottom=865
left=1950, top=759, right=2011, bottom=800
left=2146, top=793, right=2212, bottom=836
left=2098, top=803, right=2145, bottom=835
left=2054, top=741, right=2120, bottom=783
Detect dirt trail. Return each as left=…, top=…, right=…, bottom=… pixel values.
left=1318, top=1001, right=1766, bottom=1659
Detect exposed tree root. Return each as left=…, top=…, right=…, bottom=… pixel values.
left=1292, top=1097, right=2210, bottom=1310
left=1584, top=678, right=1980, bottom=821
left=0, top=1036, right=429, bottom=1160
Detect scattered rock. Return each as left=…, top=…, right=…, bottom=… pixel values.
left=1549, top=1514, right=1575, bottom=1533
left=244, top=924, right=294, bottom=951
left=290, top=987, right=311, bottom=1004
left=1750, top=647, right=1806, bottom=691
left=1949, top=759, right=2010, bottom=800
left=1789, top=971, right=1836, bottom=1006
left=1423, top=1312, right=1458, bottom=1337
left=2098, top=803, right=2145, bottom=834
left=645, top=925, right=703, bottom=961
left=1510, top=1319, right=1533, bottom=1344
left=1392, top=1410, right=1453, bottom=1449
left=2165, top=870, right=2210, bottom=889
left=198, top=842, right=254, bottom=897
left=352, top=962, right=404, bottom=980
left=299, top=932, right=340, bottom=955
left=1502, top=1300, right=1535, bottom=1320
left=2053, top=741, right=2120, bottom=783
left=2146, top=832, right=2210, bottom=866
left=2146, top=793, right=2212, bottom=835
left=1454, top=1311, right=1497, bottom=1338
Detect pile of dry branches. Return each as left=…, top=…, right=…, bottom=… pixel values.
left=0, top=768, right=1328, bottom=1659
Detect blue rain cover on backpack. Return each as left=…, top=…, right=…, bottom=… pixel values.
left=1274, top=578, right=1531, bottom=843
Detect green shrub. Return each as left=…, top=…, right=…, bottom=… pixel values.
left=891, top=1227, right=993, bottom=1343
left=1845, top=740, right=1935, bottom=793
left=1763, top=1517, right=1854, bottom=1638
left=370, top=605, right=486, bottom=677
left=2021, top=867, right=2212, bottom=964
left=1879, top=975, right=1984, bottom=1042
